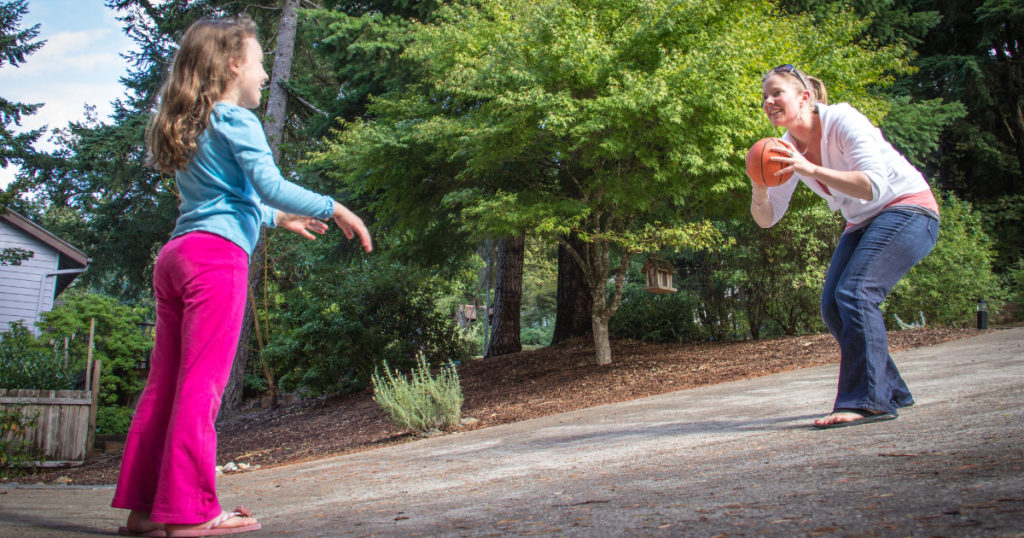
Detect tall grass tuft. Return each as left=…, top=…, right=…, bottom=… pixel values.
left=371, top=353, right=463, bottom=435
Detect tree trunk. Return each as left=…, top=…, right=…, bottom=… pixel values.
left=219, top=240, right=264, bottom=423
left=220, top=1, right=299, bottom=421
left=584, top=237, right=630, bottom=366
left=551, top=235, right=592, bottom=344
left=742, top=284, right=766, bottom=340
left=486, top=235, right=525, bottom=358
left=262, top=0, right=300, bottom=163
left=590, top=248, right=612, bottom=366
left=481, top=240, right=493, bottom=354
left=591, top=315, right=612, bottom=366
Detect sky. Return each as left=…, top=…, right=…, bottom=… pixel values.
left=0, top=0, right=136, bottom=188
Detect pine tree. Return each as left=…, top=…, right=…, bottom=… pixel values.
left=0, top=0, right=44, bottom=179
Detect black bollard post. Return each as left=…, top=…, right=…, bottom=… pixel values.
left=977, top=298, right=988, bottom=330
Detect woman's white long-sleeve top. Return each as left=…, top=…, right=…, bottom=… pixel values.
left=765, top=102, right=931, bottom=227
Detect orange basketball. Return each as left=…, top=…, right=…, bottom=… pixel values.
left=745, top=137, right=793, bottom=187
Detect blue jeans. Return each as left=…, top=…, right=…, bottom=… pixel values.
left=821, top=208, right=939, bottom=413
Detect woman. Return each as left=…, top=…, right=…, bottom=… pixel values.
left=749, top=64, right=939, bottom=429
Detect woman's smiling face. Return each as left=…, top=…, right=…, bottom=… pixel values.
left=762, top=73, right=807, bottom=128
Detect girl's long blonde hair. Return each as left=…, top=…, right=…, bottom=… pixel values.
left=147, top=15, right=258, bottom=173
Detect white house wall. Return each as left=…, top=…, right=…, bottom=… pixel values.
left=0, top=219, right=60, bottom=334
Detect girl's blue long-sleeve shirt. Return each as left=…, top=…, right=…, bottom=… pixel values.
left=170, top=103, right=334, bottom=255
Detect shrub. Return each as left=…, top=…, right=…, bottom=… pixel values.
left=95, top=405, right=134, bottom=436
left=371, top=353, right=463, bottom=435
left=35, top=292, right=154, bottom=439
left=0, top=322, right=75, bottom=390
left=264, top=259, right=472, bottom=396
left=885, top=194, right=1004, bottom=327
left=520, top=324, right=554, bottom=346
left=1005, top=258, right=1024, bottom=321
left=37, top=292, right=154, bottom=406
left=728, top=207, right=839, bottom=339
left=610, top=260, right=704, bottom=343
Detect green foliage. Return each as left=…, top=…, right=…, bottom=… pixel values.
left=730, top=206, right=840, bottom=338
left=0, top=0, right=44, bottom=170
left=0, top=406, right=41, bottom=475
left=309, top=0, right=911, bottom=362
left=0, top=246, right=31, bottom=266
left=885, top=194, right=1004, bottom=327
left=978, top=194, right=1024, bottom=273
left=13, top=112, right=179, bottom=300
left=776, top=0, right=940, bottom=53
left=612, top=207, right=839, bottom=343
left=37, top=292, right=153, bottom=408
left=371, top=353, right=463, bottom=435
left=520, top=324, right=554, bottom=347
left=1005, top=258, right=1024, bottom=321
left=892, top=0, right=1024, bottom=267
left=95, top=405, right=134, bottom=436
left=521, top=238, right=558, bottom=328
left=0, top=322, right=75, bottom=390
left=881, top=96, right=967, bottom=171
left=263, top=257, right=473, bottom=396
left=610, top=260, right=703, bottom=343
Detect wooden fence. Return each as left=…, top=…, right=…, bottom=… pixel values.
left=0, top=360, right=101, bottom=465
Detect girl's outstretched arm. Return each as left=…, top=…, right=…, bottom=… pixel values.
left=332, top=201, right=373, bottom=253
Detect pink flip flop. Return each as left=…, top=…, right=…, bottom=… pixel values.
left=165, top=507, right=261, bottom=537
left=117, top=526, right=166, bottom=537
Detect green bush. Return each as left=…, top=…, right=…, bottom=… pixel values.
left=610, top=260, right=704, bottom=343
left=461, top=321, right=487, bottom=356
left=885, top=194, right=1004, bottom=327
left=264, top=259, right=473, bottom=396
left=37, top=292, right=154, bottom=406
left=1005, top=258, right=1024, bottom=321
left=95, top=405, right=134, bottom=436
left=371, top=353, right=463, bottom=435
left=520, top=324, right=554, bottom=346
left=728, top=207, right=838, bottom=339
left=0, top=322, right=75, bottom=390
left=33, top=292, right=154, bottom=439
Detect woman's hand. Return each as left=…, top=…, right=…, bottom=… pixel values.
left=749, top=182, right=774, bottom=228
left=770, top=139, right=874, bottom=200
left=331, top=202, right=373, bottom=253
left=771, top=140, right=818, bottom=179
left=277, top=212, right=329, bottom=240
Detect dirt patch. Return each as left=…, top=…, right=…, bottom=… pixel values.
left=17, top=327, right=981, bottom=486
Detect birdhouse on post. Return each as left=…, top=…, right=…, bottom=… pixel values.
left=641, top=257, right=677, bottom=294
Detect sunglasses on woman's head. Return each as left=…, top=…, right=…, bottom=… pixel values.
left=772, top=64, right=808, bottom=90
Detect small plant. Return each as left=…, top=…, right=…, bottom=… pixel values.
left=0, top=407, right=41, bottom=477
left=371, top=353, right=464, bottom=435
left=893, top=312, right=927, bottom=330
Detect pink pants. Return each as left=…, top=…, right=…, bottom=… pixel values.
left=111, top=232, right=249, bottom=524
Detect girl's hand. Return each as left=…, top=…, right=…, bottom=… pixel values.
left=332, top=202, right=373, bottom=253
left=277, top=212, right=329, bottom=240
left=771, top=139, right=817, bottom=178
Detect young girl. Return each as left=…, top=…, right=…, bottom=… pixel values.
left=112, top=15, right=371, bottom=537
left=750, top=65, right=939, bottom=429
